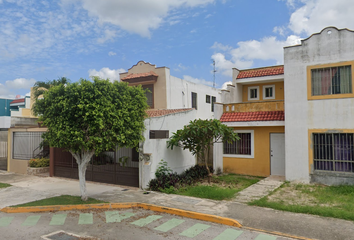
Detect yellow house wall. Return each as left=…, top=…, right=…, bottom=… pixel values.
left=223, top=126, right=285, bottom=177
left=8, top=127, right=48, bottom=174
left=223, top=101, right=284, bottom=113
left=242, top=82, right=284, bottom=102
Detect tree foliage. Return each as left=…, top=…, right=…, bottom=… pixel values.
left=167, top=119, right=239, bottom=182
left=32, top=77, right=70, bottom=116
left=37, top=77, right=148, bottom=200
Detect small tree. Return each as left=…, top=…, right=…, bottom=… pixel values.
left=36, top=77, right=148, bottom=200
left=167, top=119, right=239, bottom=183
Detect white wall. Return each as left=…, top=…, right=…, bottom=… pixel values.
left=168, top=76, right=221, bottom=119
left=0, top=117, right=11, bottom=128
left=284, top=27, right=354, bottom=182
left=140, top=109, right=197, bottom=188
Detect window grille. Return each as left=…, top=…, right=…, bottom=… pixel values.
left=191, top=92, right=197, bottom=110
left=311, top=66, right=352, bottom=96
left=143, top=85, right=154, bottom=108
left=224, top=133, right=251, bottom=155
left=206, top=95, right=211, bottom=103
left=13, top=132, right=46, bottom=160
left=211, top=96, right=216, bottom=112
left=313, top=133, right=354, bottom=172
left=149, top=130, right=169, bottom=139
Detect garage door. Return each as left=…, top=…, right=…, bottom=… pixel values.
left=53, top=147, right=139, bottom=187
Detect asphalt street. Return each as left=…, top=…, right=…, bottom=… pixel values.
left=0, top=209, right=295, bottom=240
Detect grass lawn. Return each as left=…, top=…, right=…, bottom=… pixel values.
left=165, top=174, right=263, bottom=201
left=0, top=183, right=11, bottom=189
left=13, top=195, right=107, bottom=207
left=250, top=182, right=354, bottom=221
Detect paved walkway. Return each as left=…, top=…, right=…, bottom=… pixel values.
left=234, top=176, right=285, bottom=203
left=1, top=171, right=354, bottom=240
left=0, top=209, right=292, bottom=240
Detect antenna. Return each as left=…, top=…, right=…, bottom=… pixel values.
left=212, top=60, right=217, bottom=88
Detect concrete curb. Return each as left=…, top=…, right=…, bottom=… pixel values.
left=1, top=202, right=242, bottom=228
left=0, top=203, right=313, bottom=240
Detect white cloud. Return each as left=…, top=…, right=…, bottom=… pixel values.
left=174, top=63, right=188, bottom=72
left=88, top=67, right=125, bottom=82
left=183, top=75, right=214, bottom=87
left=5, top=78, right=36, bottom=89
left=77, top=0, right=216, bottom=37
left=211, top=35, right=301, bottom=76
left=108, top=51, right=116, bottom=56
left=221, top=81, right=232, bottom=89
left=288, top=0, right=354, bottom=35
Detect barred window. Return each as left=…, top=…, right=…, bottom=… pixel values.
left=311, top=66, right=352, bottom=96
left=313, top=133, right=354, bottom=172
left=224, top=133, right=252, bottom=155
left=143, top=85, right=154, bottom=108
left=211, top=96, right=216, bottom=112
left=13, top=132, right=46, bottom=160
left=192, top=92, right=197, bottom=110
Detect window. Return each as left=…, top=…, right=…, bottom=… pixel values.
left=13, top=132, right=46, bottom=160
left=211, top=96, right=216, bottom=112
left=263, top=85, right=275, bottom=99
left=313, top=133, right=354, bottom=172
left=206, top=95, right=211, bottom=103
left=223, top=130, right=254, bottom=158
left=248, top=86, right=259, bottom=101
left=150, top=130, right=169, bottom=139
left=142, top=85, right=154, bottom=108
left=191, top=92, right=197, bottom=110
left=311, top=66, right=352, bottom=96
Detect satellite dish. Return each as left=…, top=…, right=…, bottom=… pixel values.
left=15, top=95, right=21, bottom=99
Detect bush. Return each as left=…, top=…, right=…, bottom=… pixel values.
left=148, top=164, right=214, bottom=191
left=29, top=158, right=50, bottom=168
left=155, top=160, right=173, bottom=178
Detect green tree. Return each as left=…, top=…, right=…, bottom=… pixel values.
left=32, top=77, right=70, bottom=116
left=37, top=77, right=148, bottom=200
left=167, top=119, right=239, bottom=183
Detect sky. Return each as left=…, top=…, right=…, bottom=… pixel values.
left=1, top=0, right=354, bottom=98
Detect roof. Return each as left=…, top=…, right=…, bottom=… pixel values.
left=237, top=66, right=284, bottom=79
left=121, top=71, right=158, bottom=81
left=10, top=98, right=25, bottom=104
left=146, top=108, right=193, bottom=118
left=220, top=111, right=284, bottom=122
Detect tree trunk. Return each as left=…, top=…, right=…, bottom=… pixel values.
left=70, top=150, right=95, bottom=201
left=203, top=147, right=211, bottom=184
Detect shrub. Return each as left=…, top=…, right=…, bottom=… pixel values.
left=29, top=158, right=50, bottom=168
left=155, top=160, right=173, bottom=178
left=148, top=164, right=213, bottom=191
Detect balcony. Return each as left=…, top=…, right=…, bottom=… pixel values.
left=223, top=100, right=284, bottom=113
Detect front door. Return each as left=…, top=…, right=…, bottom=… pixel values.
left=270, top=133, right=285, bottom=176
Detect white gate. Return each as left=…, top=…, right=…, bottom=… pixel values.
left=0, top=142, right=7, bottom=158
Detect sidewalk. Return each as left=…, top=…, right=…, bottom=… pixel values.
left=1, top=171, right=353, bottom=240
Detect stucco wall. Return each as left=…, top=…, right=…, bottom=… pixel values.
left=169, top=76, right=221, bottom=119
left=242, top=82, right=284, bottom=102
left=141, top=109, right=197, bottom=188
left=223, top=126, right=284, bottom=177
left=120, top=61, right=168, bottom=109
left=284, top=27, right=354, bottom=182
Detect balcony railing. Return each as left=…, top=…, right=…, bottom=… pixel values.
left=223, top=100, right=284, bottom=113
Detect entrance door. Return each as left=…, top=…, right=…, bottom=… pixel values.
left=270, top=133, right=285, bottom=176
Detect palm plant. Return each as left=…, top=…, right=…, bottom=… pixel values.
left=32, top=77, right=70, bottom=116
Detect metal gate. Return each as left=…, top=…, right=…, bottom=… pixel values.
left=53, top=147, right=139, bottom=187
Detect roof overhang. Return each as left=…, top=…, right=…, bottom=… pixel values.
left=121, top=75, right=158, bottom=86
left=236, top=74, right=284, bottom=85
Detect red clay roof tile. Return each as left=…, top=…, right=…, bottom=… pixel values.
left=10, top=98, right=25, bottom=104
left=220, top=111, right=284, bottom=122
left=121, top=71, right=158, bottom=81
left=237, top=66, right=284, bottom=79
